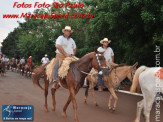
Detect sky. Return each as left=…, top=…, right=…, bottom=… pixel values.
left=0, top=0, right=53, bottom=44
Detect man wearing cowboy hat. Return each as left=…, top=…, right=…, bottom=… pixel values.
left=97, top=38, right=115, bottom=91
left=41, top=54, right=49, bottom=64
left=52, top=26, right=77, bottom=82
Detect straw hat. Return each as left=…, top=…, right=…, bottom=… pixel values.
left=62, top=26, right=73, bottom=33
left=100, top=38, right=111, bottom=44
left=45, top=54, right=47, bottom=57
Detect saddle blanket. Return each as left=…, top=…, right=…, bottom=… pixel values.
left=155, top=68, right=163, bottom=79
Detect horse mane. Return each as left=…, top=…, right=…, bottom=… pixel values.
left=130, top=65, right=148, bottom=93
left=69, top=52, right=94, bottom=68
left=113, top=63, right=127, bottom=68
left=75, top=52, right=94, bottom=63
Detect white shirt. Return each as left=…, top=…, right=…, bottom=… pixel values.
left=98, top=47, right=114, bottom=63
left=55, top=35, right=76, bottom=55
left=41, top=57, right=49, bottom=64
left=20, top=59, right=25, bottom=64
left=2, top=57, right=7, bottom=62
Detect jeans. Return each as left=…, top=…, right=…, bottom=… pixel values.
left=53, top=59, right=59, bottom=82
left=98, top=74, right=103, bottom=88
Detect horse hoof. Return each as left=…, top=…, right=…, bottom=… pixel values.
left=96, top=104, right=99, bottom=108
left=51, top=106, right=55, bottom=111
left=44, top=108, right=49, bottom=112
left=75, top=119, right=79, bottom=122
left=84, top=101, right=87, bottom=104
left=108, top=108, right=112, bottom=112
left=111, top=108, right=116, bottom=113
left=61, top=112, right=67, bottom=117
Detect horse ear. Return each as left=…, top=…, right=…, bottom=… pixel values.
left=94, top=47, right=98, bottom=53
left=133, top=62, right=138, bottom=68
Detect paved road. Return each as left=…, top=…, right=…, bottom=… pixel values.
left=0, top=71, right=162, bottom=122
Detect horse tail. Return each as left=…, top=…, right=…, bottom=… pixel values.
left=130, top=65, right=148, bottom=93
left=32, top=63, right=48, bottom=90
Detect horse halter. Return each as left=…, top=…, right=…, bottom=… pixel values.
left=95, top=53, right=107, bottom=74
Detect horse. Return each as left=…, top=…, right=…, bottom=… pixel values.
left=130, top=66, right=163, bottom=122
left=19, top=63, right=25, bottom=76
left=32, top=49, right=107, bottom=122
left=11, top=61, right=17, bottom=72
left=0, top=62, right=6, bottom=76
left=84, top=62, right=138, bottom=111
left=16, top=63, right=20, bottom=73
left=24, top=63, right=36, bottom=77
left=28, top=63, right=36, bottom=78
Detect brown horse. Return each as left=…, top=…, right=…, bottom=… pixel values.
left=0, top=62, right=6, bottom=76
left=84, top=62, right=138, bottom=111
left=32, top=50, right=107, bottom=122
left=24, top=63, right=36, bottom=77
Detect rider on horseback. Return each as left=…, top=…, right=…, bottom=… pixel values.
left=46, top=26, right=77, bottom=83
left=97, top=38, right=117, bottom=91
left=27, top=56, right=32, bottom=67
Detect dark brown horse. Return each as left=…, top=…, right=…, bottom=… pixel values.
left=32, top=49, right=107, bottom=122
left=24, top=63, right=36, bottom=77
left=0, top=62, right=6, bottom=76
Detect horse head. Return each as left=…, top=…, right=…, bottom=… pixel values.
left=127, top=62, right=138, bottom=82
left=91, top=48, right=107, bottom=74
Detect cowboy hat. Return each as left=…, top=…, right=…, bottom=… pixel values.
left=45, top=54, right=47, bottom=57
left=62, top=26, right=73, bottom=33
left=100, top=38, right=111, bottom=44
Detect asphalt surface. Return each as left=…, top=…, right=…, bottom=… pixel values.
left=0, top=71, right=162, bottom=122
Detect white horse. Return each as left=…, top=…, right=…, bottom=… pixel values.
left=130, top=66, right=163, bottom=122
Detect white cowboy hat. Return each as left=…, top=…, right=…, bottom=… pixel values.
left=62, top=26, right=73, bottom=33
left=45, top=54, right=47, bottom=57
left=29, top=56, right=32, bottom=58
left=100, top=38, right=111, bottom=44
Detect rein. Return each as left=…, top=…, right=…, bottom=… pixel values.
left=79, top=53, right=107, bottom=75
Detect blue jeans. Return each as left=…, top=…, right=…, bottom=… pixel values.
left=53, top=59, right=59, bottom=81
left=98, top=74, right=103, bottom=88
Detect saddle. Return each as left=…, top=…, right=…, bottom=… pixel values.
left=46, top=56, right=79, bottom=82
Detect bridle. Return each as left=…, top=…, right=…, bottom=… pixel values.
left=95, top=53, right=108, bottom=72
left=80, top=52, right=107, bottom=75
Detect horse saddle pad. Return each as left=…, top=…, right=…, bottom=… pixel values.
left=155, top=68, right=163, bottom=79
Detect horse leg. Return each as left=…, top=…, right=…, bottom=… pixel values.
left=51, top=82, right=60, bottom=111
left=84, top=85, right=89, bottom=104
left=90, top=88, right=98, bottom=107
left=62, top=88, right=79, bottom=116
left=143, top=92, right=155, bottom=122
left=84, top=79, right=90, bottom=104
left=62, top=87, right=79, bottom=122
left=62, top=95, right=72, bottom=117
left=108, top=94, right=113, bottom=110
left=44, top=79, right=49, bottom=112
left=135, top=99, right=144, bottom=122
left=70, top=87, right=79, bottom=122
left=108, top=88, right=118, bottom=111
